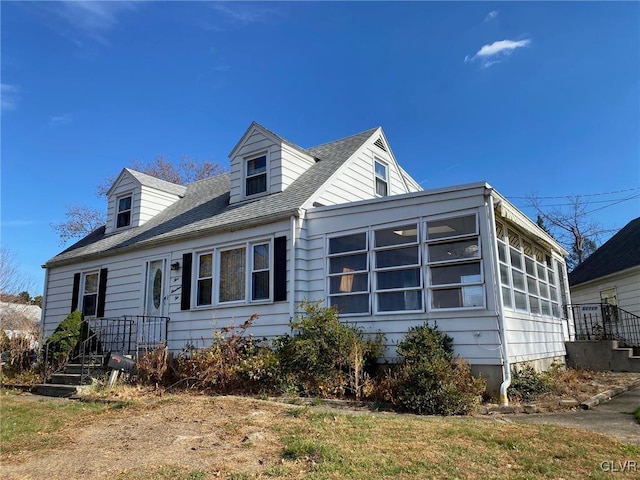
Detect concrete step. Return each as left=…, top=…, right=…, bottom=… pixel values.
left=49, top=373, right=84, bottom=385
left=64, top=363, right=104, bottom=375
left=31, top=383, right=89, bottom=398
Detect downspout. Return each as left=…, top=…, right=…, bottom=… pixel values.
left=486, top=192, right=511, bottom=406
left=289, top=213, right=298, bottom=321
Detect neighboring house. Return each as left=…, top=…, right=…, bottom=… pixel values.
left=569, top=217, right=640, bottom=317
left=0, top=301, right=42, bottom=329
left=41, top=122, right=572, bottom=395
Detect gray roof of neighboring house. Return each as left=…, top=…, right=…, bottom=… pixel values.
left=45, top=127, right=377, bottom=267
left=569, top=217, right=640, bottom=286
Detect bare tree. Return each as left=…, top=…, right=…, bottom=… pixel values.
left=51, top=204, right=106, bottom=246
left=52, top=155, right=226, bottom=245
left=0, top=247, right=34, bottom=300
left=527, top=194, right=603, bottom=271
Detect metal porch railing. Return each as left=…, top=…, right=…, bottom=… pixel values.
left=566, top=303, right=640, bottom=348
left=42, top=315, right=169, bottom=384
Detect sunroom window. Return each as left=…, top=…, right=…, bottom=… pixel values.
left=374, top=224, right=422, bottom=312
left=328, top=232, right=369, bottom=314
left=426, top=214, right=484, bottom=309
left=496, top=221, right=565, bottom=318
left=246, top=155, right=267, bottom=196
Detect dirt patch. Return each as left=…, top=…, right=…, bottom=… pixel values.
left=503, top=371, right=640, bottom=412
left=3, top=372, right=639, bottom=479
left=2, top=395, right=288, bottom=480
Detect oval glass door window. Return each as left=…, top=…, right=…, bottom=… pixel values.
left=153, top=268, right=162, bottom=309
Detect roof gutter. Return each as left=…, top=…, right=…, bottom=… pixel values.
left=45, top=208, right=302, bottom=269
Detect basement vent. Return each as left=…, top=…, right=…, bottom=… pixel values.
left=374, top=137, right=387, bottom=152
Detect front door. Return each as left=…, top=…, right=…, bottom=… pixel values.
left=145, top=259, right=166, bottom=317
left=141, top=259, right=167, bottom=348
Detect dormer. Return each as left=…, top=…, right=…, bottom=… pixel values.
left=228, top=122, right=316, bottom=204
left=104, top=168, right=186, bottom=235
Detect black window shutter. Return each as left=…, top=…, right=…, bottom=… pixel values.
left=274, top=236, right=287, bottom=302
left=181, top=253, right=193, bottom=310
left=96, top=268, right=108, bottom=318
left=71, top=273, right=81, bottom=313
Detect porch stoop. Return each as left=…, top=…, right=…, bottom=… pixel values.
left=565, top=340, right=640, bottom=373
left=32, top=355, right=106, bottom=398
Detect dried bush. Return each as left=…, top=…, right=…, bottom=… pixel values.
left=135, top=343, right=169, bottom=387
left=172, top=314, right=278, bottom=394
left=276, top=301, right=385, bottom=398
left=0, top=330, right=38, bottom=377
left=380, top=323, right=485, bottom=415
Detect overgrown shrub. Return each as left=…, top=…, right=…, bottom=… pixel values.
left=509, top=364, right=552, bottom=402
left=42, top=311, right=100, bottom=368
left=172, top=315, right=278, bottom=394
left=381, top=323, right=485, bottom=415
left=276, top=301, right=384, bottom=398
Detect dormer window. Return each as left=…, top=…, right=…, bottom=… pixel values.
left=374, top=160, right=388, bottom=197
left=246, top=154, right=267, bottom=196
left=116, top=195, right=132, bottom=228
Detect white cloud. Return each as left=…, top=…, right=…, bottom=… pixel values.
left=485, top=10, right=499, bottom=22
left=210, top=3, right=282, bottom=26
left=45, top=1, right=137, bottom=45
left=49, top=113, right=73, bottom=127
left=465, top=39, right=532, bottom=68
left=1, top=83, right=20, bottom=111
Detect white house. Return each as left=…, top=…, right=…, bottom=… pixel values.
left=569, top=217, right=640, bottom=316
left=41, top=122, right=572, bottom=396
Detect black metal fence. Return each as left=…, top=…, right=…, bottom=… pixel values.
left=566, top=303, right=640, bottom=348
left=86, top=315, right=169, bottom=355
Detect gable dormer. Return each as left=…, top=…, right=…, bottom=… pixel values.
left=104, top=168, right=186, bottom=235
left=228, top=122, right=316, bottom=204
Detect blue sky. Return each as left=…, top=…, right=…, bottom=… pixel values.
left=2, top=1, right=639, bottom=296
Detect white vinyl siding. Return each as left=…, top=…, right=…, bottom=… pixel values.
left=570, top=266, right=640, bottom=318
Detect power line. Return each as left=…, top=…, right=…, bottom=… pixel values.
left=586, top=193, right=640, bottom=215
left=514, top=196, right=640, bottom=208
left=508, top=186, right=640, bottom=200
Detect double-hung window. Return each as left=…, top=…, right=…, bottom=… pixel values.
left=374, top=224, right=422, bottom=312
left=426, top=215, right=484, bottom=309
left=246, top=155, right=267, bottom=196
left=196, top=253, right=213, bottom=306
left=374, top=160, right=388, bottom=197
left=116, top=195, right=132, bottom=228
left=328, top=232, right=369, bottom=314
left=82, top=271, right=100, bottom=317
left=251, top=242, right=270, bottom=301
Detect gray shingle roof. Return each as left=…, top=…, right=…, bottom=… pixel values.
left=569, top=217, right=640, bottom=286
left=125, top=169, right=187, bottom=196
left=46, top=127, right=377, bottom=267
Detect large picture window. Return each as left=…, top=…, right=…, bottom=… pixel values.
left=219, top=247, right=246, bottom=303
left=426, top=214, right=484, bottom=309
